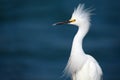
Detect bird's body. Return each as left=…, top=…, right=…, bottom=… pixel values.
left=65, top=27, right=102, bottom=80
left=53, top=4, right=103, bottom=80
left=70, top=54, right=102, bottom=80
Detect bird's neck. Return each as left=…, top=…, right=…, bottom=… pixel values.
left=71, top=25, right=89, bottom=55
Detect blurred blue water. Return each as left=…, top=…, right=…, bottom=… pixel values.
left=0, top=0, right=120, bottom=80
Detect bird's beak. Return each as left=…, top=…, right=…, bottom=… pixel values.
left=53, top=19, right=76, bottom=26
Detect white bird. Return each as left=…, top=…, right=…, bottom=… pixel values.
left=53, top=4, right=103, bottom=80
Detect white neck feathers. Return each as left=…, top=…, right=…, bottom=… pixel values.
left=71, top=25, right=89, bottom=55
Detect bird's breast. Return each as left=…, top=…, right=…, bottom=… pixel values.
left=66, top=53, right=87, bottom=74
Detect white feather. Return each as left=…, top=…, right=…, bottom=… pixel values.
left=63, top=4, right=103, bottom=80
left=70, top=4, right=91, bottom=27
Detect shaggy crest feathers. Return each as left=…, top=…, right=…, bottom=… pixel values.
left=73, top=4, right=92, bottom=20
left=70, top=4, right=93, bottom=26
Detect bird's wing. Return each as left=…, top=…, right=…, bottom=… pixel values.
left=87, top=55, right=103, bottom=80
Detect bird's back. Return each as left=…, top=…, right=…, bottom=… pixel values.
left=72, top=54, right=103, bottom=80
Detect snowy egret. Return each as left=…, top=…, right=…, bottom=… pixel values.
left=53, top=4, right=103, bottom=80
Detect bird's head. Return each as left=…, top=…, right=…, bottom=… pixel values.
left=53, top=4, right=92, bottom=28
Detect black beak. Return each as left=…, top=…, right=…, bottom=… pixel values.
left=53, top=20, right=71, bottom=26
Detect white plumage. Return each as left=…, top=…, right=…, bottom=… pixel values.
left=53, top=4, right=103, bottom=80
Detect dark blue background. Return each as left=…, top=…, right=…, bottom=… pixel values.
left=0, top=0, right=120, bottom=80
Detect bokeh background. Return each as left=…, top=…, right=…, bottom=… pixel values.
left=0, top=0, right=120, bottom=80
